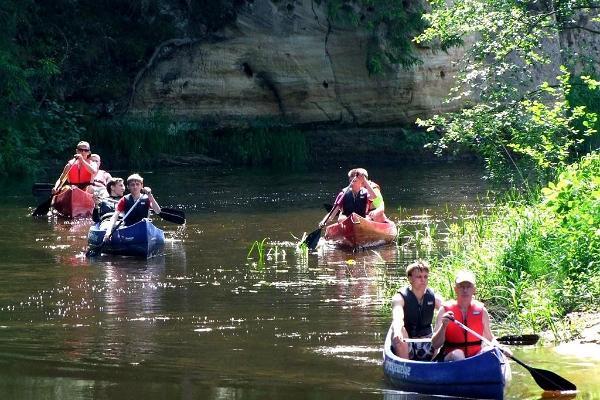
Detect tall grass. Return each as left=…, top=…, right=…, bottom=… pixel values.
left=417, top=152, right=600, bottom=339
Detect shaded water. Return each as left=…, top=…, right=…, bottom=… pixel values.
left=0, top=164, right=598, bottom=399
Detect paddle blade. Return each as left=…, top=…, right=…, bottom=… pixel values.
left=32, top=197, right=52, bottom=217
left=32, top=183, right=54, bottom=195
left=86, top=244, right=103, bottom=258
left=303, top=228, right=322, bottom=250
left=497, top=334, right=539, bottom=345
left=158, top=208, right=185, bottom=224
left=527, top=365, right=577, bottom=391
left=509, top=355, right=577, bottom=391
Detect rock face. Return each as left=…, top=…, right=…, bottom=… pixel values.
left=131, top=0, right=467, bottom=125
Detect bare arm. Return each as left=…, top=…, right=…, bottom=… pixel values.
left=431, top=307, right=453, bottom=350
left=481, top=308, right=494, bottom=343
left=319, top=205, right=340, bottom=227
left=102, top=211, right=120, bottom=243
left=144, top=187, right=161, bottom=214
left=391, top=293, right=406, bottom=341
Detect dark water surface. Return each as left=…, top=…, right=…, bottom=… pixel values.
left=0, top=164, right=597, bottom=399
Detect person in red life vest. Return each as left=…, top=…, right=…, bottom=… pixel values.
left=102, top=173, right=161, bottom=242
left=391, top=260, right=444, bottom=360
left=431, top=270, right=498, bottom=361
left=52, top=141, right=98, bottom=194
left=90, top=153, right=112, bottom=193
left=318, top=168, right=383, bottom=227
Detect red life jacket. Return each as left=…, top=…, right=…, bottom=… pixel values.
left=67, top=161, right=93, bottom=185
left=442, top=300, right=484, bottom=357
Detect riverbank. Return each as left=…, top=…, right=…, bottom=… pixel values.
left=554, top=312, right=600, bottom=359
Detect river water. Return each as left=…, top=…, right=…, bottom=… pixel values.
left=0, top=164, right=597, bottom=399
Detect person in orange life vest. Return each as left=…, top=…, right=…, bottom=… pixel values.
left=431, top=270, right=498, bottom=361
left=391, top=260, right=444, bottom=360
left=52, top=141, right=98, bottom=194
left=102, top=174, right=161, bottom=242
left=318, top=168, right=383, bottom=228
left=90, top=153, right=112, bottom=195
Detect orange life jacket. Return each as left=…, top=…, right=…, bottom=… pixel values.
left=67, top=161, right=93, bottom=185
left=442, top=300, right=484, bottom=357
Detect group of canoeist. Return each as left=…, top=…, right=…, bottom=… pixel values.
left=50, top=140, right=161, bottom=231
left=391, top=261, right=506, bottom=362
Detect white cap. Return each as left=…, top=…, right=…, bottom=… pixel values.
left=455, top=270, right=476, bottom=285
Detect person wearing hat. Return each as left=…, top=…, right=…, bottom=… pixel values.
left=318, top=167, right=385, bottom=228
left=390, top=260, right=444, bottom=360
left=52, top=141, right=98, bottom=194
left=431, top=270, right=495, bottom=361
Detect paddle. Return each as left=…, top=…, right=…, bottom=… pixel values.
left=32, top=183, right=54, bottom=196
left=156, top=207, right=186, bottom=225
left=402, top=333, right=539, bottom=346
left=497, top=333, right=539, bottom=346
left=450, top=318, right=576, bottom=392
left=86, top=195, right=144, bottom=257
left=31, top=165, right=71, bottom=217
left=302, top=185, right=350, bottom=250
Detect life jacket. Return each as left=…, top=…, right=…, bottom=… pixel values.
left=122, top=194, right=150, bottom=226
left=93, top=170, right=111, bottom=187
left=98, top=196, right=121, bottom=219
left=442, top=300, right=484, bottom=357
left=67, top=161, right=93, bottom=186
left=399, top=287, right=436, bottom=337
left=340, top=188, right=370, bottom=217
left=370, top=181, right=384, bottom=210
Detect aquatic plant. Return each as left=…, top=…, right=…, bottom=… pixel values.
left=247, top=238, right=268, bottom=267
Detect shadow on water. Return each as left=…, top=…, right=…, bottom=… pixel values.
left=0, top=164, right=598, bottom=399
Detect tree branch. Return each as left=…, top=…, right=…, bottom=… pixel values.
left=126, top=37, right=201, bottom=112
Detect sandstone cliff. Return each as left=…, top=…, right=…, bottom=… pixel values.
left=130, top=0, right=468, bottom=126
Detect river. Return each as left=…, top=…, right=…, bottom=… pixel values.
left=0, top=164, right=597, bottom=399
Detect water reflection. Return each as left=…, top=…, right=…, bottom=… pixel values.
left=0, top=164, right=599, bottom=399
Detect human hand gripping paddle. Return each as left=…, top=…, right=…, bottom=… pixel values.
left=449, top=317, right=576, bottom=392
left=302, top=184, right=351, bottom=250
left=31, top=163, right=71, bottom=217
left=85, top=195, right=145, bottom=257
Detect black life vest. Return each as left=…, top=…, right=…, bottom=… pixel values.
left=123, top=194, right=150, bottom=226
left=399, top=287, right=436, bottom=337
left=341, top=188, right=369, bottom=217
left=98, top=196, right=121, bottom=218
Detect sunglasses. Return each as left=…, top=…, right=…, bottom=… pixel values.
left=77, top=148, right=90, bottom=152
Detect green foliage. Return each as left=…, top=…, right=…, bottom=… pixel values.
left=209, top=126, right=308, bottom=170
left=431, top=153, right=600, bottom=335
left=0, top=0, right=246, bottom=177
left=415, top=0, right=600, bottom=186
left=325, top=0, right=425, bottom=74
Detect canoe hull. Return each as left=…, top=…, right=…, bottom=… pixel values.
left=383, top=326, right=510, bottom=399
left=88, top=219, right=165, bottom=258
left=324, top=213, right=397, bottom=249
left=53, top=186, right=94, bottom=218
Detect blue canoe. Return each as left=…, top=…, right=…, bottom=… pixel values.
left=87, top=218, right=165, bottom=258
left=383, top=325, right=511, bottom=399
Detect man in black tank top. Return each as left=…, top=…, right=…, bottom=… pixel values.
left=390, top=260, right=444, bottom=360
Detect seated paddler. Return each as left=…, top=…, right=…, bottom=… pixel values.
left=318, top=168, right=382, bottom=228
left=92, top=177, right=125, bottom=223
left=431, top=270, right=499, bottom=361
left=52, top=141, right=98, bottom=194
left=102, top=173, right=161, bottom=241
left=391, top=260, right=443, bottom=360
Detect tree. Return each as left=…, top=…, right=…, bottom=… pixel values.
left=414, top=0, right=600, bottom=185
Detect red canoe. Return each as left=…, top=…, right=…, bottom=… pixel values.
left=324, top=213, right=398, bottom=249
left=52, top=186, right=95, bottom=218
